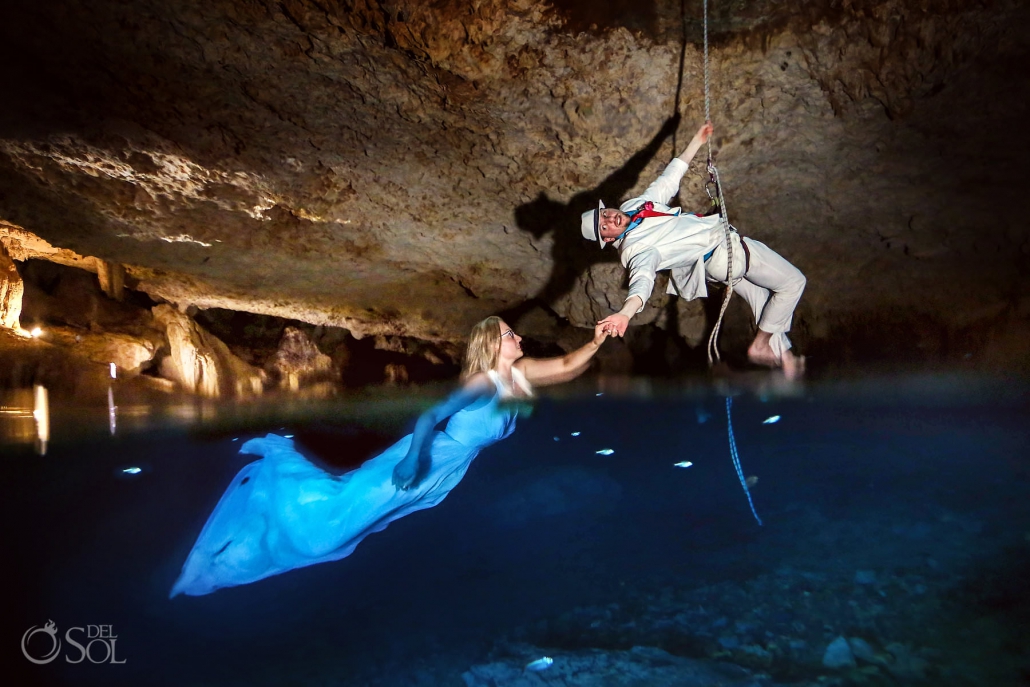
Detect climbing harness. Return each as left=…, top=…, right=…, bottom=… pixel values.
left=701, top=0, right=740, bottom=367
left=726, top=396, right=762, bottom=525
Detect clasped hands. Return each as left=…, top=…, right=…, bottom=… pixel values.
left=597, top=313, right=629, bottom=338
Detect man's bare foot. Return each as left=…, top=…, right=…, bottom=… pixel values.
left=747, top=340, right=780, bottom=368
left=781, top=351, right=805, bottom=380
left=749, top=338, right=806, bottom=380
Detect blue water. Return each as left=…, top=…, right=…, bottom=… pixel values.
left=2, top=375, right=1029, bottom=686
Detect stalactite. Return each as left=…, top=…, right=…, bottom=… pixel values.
left=0, top=243, right=25, bottom=331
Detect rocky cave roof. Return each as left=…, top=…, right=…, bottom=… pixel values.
left=1, top=0, right=1028, bottom=359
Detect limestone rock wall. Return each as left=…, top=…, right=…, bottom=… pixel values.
left=44, top=328, right=162, bottom=376
left=265, top=326, right=336, bottom=389
left=152, top=305, right=266, bottom=397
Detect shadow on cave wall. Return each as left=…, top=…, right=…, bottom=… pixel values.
left=504, top=100, right=736, bottom=377
left=505, top=1, right=723, bottom=377
left=504, top=107, right=747, bottom=377
left=504, top=114, right=682, bottom=325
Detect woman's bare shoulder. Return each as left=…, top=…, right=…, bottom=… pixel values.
left=462, top=371, right=494, bottom=391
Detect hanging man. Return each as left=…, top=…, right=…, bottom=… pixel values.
left=580, top=121, right=806, bottom=378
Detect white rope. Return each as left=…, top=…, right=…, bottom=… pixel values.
left=702, top=0, right=740, bottom=367
left=703, top=0, right=711, bottom=127
left=726, top=397, right=762, bottom=525
left=701, top=3, right=760, bottom=527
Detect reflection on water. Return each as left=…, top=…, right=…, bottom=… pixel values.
left=0, top=388, right=36, bottom=445
left=108, top=386, right=117, bottom=436
left=0, top=385, right=50, bottom=454
left=0, top=379, right=437, bottom=461
left=33, top=384, right=49, bottom=454
left=109, top=363, right=118, bottom=436
left=0, top=373, right=1020, bottom=459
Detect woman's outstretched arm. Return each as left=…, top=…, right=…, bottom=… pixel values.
left=515, top=323, right=609, bottom=388
left=391, top=373, right=493, bottom=490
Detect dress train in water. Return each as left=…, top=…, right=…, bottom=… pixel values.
left=170, top=374, right=519, bottom=596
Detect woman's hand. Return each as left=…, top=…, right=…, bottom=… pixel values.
left=392, top=455, right=420, bottom=491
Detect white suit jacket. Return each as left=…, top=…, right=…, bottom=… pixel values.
left=616, top=158, right=723, bottom=311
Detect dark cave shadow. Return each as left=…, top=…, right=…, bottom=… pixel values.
left=671, top=0, right=689, bottom=154
left=503, top=113, right=682, bottom=327
left=291, top=423, right=399, bottom=474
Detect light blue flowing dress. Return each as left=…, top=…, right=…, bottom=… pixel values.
left=171, top=371, right=521, bottom=597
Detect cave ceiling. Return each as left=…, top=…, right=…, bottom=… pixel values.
left=1, top=0, right=1028, bottom=345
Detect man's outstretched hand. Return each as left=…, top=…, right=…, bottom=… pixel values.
left=678, top=121, right=715, bottom=165
left=598, top=313, right=630, bottom=338
left=694, top=121, right=714, bottom=145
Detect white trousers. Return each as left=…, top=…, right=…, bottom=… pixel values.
left=705, top=237, right=806, bottom=360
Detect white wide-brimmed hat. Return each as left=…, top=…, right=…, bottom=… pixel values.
left=580, top=200, right=607, bottom=249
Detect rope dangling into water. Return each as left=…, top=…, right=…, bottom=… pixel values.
left=726, top=396, right=762, bottom=525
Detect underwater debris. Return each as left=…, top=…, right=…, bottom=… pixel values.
left=763, top=415, right=781, bottom=424
left=674, top=461, right=693, bottom=468
left=525, top=656, right=553, bottom=671
left=595, top=449, right=615, bottom=456
left=114, top=464, right=151, bottom=479
left=745, top=475, right=758, bottom=488
left=822, top=636, right=856, bottom=669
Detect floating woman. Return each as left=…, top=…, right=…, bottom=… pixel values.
left=170, top=316, right=610, bottom=597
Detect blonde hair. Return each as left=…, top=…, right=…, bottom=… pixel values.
left=461, top=316, right=502, bottom=380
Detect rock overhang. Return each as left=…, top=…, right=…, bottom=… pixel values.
left=0, top=0, right=1027, bottom=362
